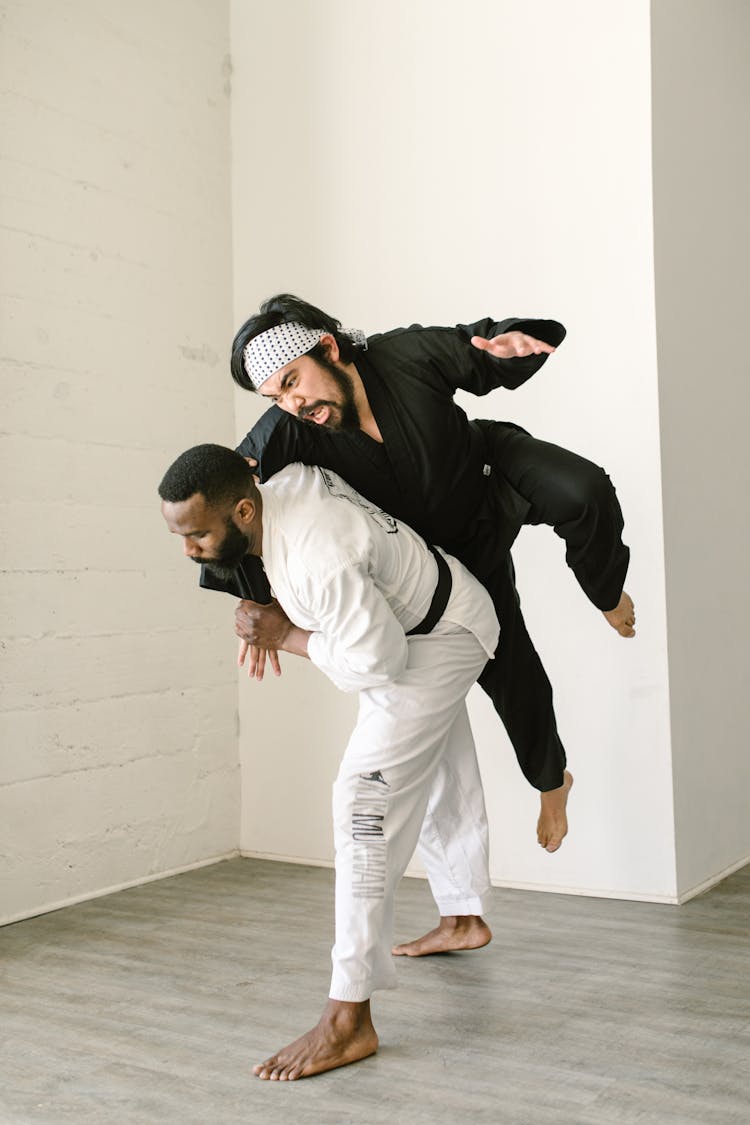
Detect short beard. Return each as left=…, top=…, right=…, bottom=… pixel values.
left=191, top=517, right=250, bottom=581
left=299, top=355, right=360, bottom=432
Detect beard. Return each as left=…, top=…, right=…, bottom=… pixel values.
left=190, top=517, right=251, bottom=580
left=298, top=358, right=360, bottom=432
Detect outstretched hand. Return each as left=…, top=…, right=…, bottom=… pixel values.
left=471, top=331, right=556, bottom=359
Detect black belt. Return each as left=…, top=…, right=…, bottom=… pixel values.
left=406, top=546, right=453, bottom=636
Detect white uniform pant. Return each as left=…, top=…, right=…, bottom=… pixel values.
left=330, top=621, right=492, bottom=1002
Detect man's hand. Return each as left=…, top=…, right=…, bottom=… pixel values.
left=237, top=639, right=282, bottom=681
left=235, top=598, right=293, bottom=650
left=471, top=331, right=556, bottom=359
left=235, top=599, right=312, bottom=672
left=235, top=598, right=288, bottom=681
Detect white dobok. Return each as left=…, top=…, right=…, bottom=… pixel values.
left=258, top=464, right=499, bottom=1002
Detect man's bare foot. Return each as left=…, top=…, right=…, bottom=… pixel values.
left=603, top=591, right=636, bottom=637
left=392, top=914, right=492, bottom=957
left=253, top=999, right=378, bottom=1081
left=537, top=771, right=574, bottom=853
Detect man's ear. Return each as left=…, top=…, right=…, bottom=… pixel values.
left=235, top=497, right=256, bottom=526
left=320, top=332, right=340, bottom=363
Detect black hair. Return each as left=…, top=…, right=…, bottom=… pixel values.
left=230, top=293, right=358, bottom=392
left=158, top=444, right=257, bottom=508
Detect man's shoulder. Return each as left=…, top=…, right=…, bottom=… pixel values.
left=264, top=465, right=372, bottom=565
left=316, top=467, right=400, bottom=535
left=262, top=461, right=316, bottom=494
left=362, top=324, right=470, bottom=394
left=237, top=402, right=286, bottom=448
left=367, top=322, right=463, bottom=353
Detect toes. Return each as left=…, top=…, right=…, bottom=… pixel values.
left=277, top=1060, right=306, bottom=1081
left=254, top=1054, right=282, bottom=1080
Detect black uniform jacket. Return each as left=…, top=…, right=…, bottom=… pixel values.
left=200, top=317, right=565, bottom=602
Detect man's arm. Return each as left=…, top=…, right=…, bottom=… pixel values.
left=199, top=552, right=271, bottom=600
left=200, top=553, right=282, bottom=678
left=235, top=403, right=315, bottom=482
left=455, top=317, right=567, bottom=393
left=236, top=603, right=310, bottom=661
left=401, top=316, right=565, bottom=397
left=197, top=411, right=307, bottom=600
left=235, top=562, right=409, bottom=694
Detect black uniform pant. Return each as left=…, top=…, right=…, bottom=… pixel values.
left=467, top=421, right=630, bottom=792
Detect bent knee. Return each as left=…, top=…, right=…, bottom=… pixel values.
left=557, top=461, right=615, bottom=514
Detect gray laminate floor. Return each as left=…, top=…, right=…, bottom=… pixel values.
left=1, top=857, right=749, bottom=1125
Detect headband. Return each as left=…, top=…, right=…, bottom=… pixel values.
left=242, top=322, right=367, bottom=390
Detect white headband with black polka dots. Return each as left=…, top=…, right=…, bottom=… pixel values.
left=242, top=322, right=367, bottom=390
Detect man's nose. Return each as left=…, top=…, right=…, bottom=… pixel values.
left=183, top=539, right=200, bottom=558
left=277, top=386, right=303, bottom=411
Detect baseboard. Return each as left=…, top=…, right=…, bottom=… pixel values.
left=489, top=876, right=679, bottom=904
left=676, top=853, right=750, bottom=904
left=240, top=848, right=335, bottom=870
left=1, top=849, right=241, bottom=927
left=9, top=848, right=744, bottom=926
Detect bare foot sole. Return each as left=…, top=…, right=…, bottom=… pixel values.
left=603, top=591, right=636, bottom=638
left=537, top=770, right=574, bottom=853
left=253, top=1002, right=378, bottom=1081
left=392, top=915, right=492, bottom=957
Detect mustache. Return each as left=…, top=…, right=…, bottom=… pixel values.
left=298, top=400, right=337, bottom=420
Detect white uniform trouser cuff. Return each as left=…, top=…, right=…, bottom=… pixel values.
left=329, top=972, right=397, bottom=1003
left=432, top=891, right=490, bottom=917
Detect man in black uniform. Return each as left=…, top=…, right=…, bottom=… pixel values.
left=219, top=294, right=634, bottom=865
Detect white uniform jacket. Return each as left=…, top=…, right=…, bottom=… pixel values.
left=258, top=465, right=499, bottom=693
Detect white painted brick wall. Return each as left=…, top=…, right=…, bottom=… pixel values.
left=1, top=0, right=238, bottom=923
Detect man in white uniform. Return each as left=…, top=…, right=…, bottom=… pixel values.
left=158, top=443, right=499, bottom=1081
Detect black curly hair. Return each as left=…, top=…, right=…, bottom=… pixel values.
left=158, top=443, right=257, bottom=508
